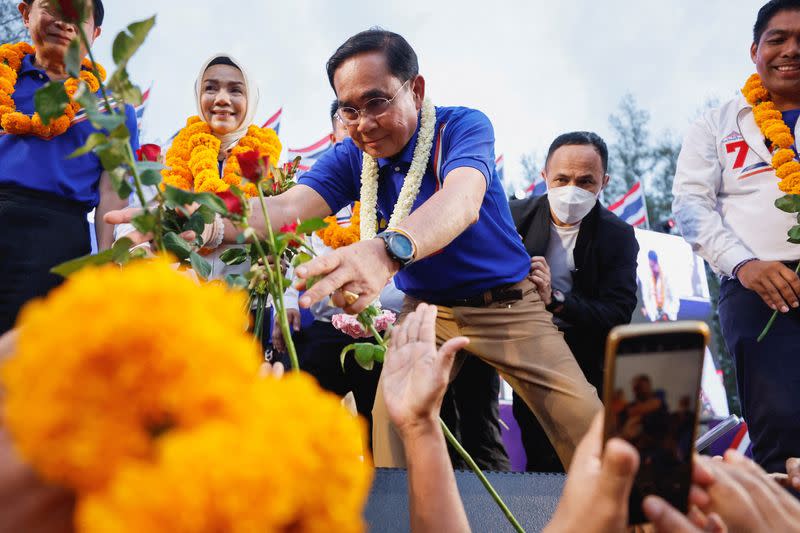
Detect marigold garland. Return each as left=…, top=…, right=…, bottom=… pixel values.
left=318, top=202, right=361, bottom=249
left=743, top=73, right=800, bottom=194
left=162, top=116, right=282, bottom=198
left=0, top=41, right=105, bottom=139
left=2, top=259, right=371, bottom=532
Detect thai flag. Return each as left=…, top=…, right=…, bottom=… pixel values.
left=287, top=134, right=333, bottom=163
left=525, top=175, right=547, bottom=197
left=134, top=86, right=150, bottom=132
left=262, top=107, right=282, bottom=134
left=495, top=154, right=505, bottom=182
left=608, top=181, right=647, bottom=227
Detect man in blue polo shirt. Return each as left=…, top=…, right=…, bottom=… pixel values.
left=0, top=0, right=137, bottom=334
left=110, top=28, right=600, bottom=468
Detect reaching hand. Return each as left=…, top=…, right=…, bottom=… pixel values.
left=737, top=260, right=800, bottom=313
left=381, top=303, right=469, bottom=437
left=295, top=239, right=399, bottom=314
left=696, top=451, right=800, bottom=533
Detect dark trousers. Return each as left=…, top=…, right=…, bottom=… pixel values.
left=283, top=320, right=382, bottom=446
left=719, top=276, right=800, bottom=474
left=0, top=186, right=90, bottom=334
left=513, top=328, right=605, bottom=472
left=442, top=356, right=511, bottom=471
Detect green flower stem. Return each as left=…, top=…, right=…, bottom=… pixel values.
left=124, top=143, right=164, bottom=252
left=757, top=261, right=800, bottom=342
left=254, top=185, right=300, bottom=371
left=76, top=24, right=114, bottom=113
left=77, top=25, right=113, bottom=114
left=368, top=323, right=385, bottom=347
left=440, top=419, right=525, bottom=533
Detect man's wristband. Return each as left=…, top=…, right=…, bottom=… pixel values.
left=732, top=258, right=757, bottom=280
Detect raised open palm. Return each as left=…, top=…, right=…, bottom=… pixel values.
left=382, top=303, right=469, bottom=435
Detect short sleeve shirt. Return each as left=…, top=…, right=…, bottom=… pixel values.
left=299, top=106, right=530, bottom=302
left=0, top=54, right=139, bottom=210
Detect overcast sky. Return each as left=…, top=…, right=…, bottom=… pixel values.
left=93, top=1, right=759, bottom=190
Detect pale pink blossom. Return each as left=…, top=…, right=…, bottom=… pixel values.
left=331, top=310, right=396, bottom=339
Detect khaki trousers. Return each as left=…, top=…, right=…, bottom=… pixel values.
left=372, top=278, right=601, bottom=469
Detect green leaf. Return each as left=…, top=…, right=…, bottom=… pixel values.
left=189, top=251, right=212, bottom=280
left=224, top=274, right=249, bottom=289
left=110, top=123, right=130, bottom=140
left=296, top=217, right=328, bottom=234
left=340, top=344, right=355, bottom=371
left=74, top=84, right=126, bottom=130
left=140, top=169, right=162, bottom=186
left=135, top=161, right=166, bottom=172
left=132, top=211, right=157, bottom=234
left=372, top=344, right=386, bottom=363
left=291, top=252, right=312, bottom=267
left=775, top=194, right=800, bottom=213
left=788, top=225, right=800, bottom=244
left=67, top=133, right=108, bottom=159
left=64, top=38, right=82, bottom=78
left=193, top=192, right=228, bottom=214
left=34, top=82, right=69, bottom=125
left=112, top=16, right=156, bottom=66
left=196, top=205, right=215, bottom=224
left=107, top=67, right=143, bottom=106
left=51, top=249, right=114, bottom=278
left=184, top=211, right=206, bottom=237
left=219, top=248, right=248, bottom=266
left=111, top=237, right=133, bottom=264
left=96, top=140, right=130, bottom=170
left=163, top=231, right=192, bottom=260
left=108, top=167, right=132, bottom=199
left=354, top=343, right=376, bottom=371
left=162, top=184, right=196, bottom=207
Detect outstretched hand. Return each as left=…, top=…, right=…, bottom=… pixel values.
left=296, top=239, right=399, bottom=314
left=381, top=303, right=468, bottom=436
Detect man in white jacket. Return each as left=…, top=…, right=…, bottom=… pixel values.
left=673, top=0, right=800, bottom=474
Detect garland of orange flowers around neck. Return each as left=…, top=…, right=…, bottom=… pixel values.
left=0, top=42, right=106, bottom=139
left=743, top=73, right=800, bottom=194
left=161, top=116, right=282, bottom=198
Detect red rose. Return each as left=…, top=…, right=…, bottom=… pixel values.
left=280, top=222, right=301, bottom=247
left=56, top=0, right=84, bottom=23
left=236, top=151, right=269, bottom=183
left=216, top=190, right=243, bottom=216
left=136, top=143, right=161, bottom=162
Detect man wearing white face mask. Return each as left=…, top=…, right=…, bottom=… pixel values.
left=509, top=131, right=640, bottom=472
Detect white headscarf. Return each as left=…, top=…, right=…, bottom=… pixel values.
left=194, top=54, right=260, bottom=156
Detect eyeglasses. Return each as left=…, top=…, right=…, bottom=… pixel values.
left=336, top=79, right=411, bottom=126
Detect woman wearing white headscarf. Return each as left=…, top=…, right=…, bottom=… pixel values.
left=121, top=54, right=281, bottom=281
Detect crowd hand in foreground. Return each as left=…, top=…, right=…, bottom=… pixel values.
left=0, top=330, right=74, bottom=533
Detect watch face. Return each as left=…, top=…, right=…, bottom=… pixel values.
left=389, top=233, right=414, bottom=260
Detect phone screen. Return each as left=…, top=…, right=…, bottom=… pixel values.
left=606, top=333, right=704, bottom=524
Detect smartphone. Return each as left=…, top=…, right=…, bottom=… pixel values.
left=603, top=321, right=709, bottom=525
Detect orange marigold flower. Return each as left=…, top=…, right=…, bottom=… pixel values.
left=777, top=161, right=800, bottom=179
left=1, top=259, right=260, bottom=492
left=1, top=111, right=31, bottom=133
left=773, top=132, right=796, bottom=150
left=76, top=375, right=371, bottom=533
left=79, top=71, right=100, bottom=93
left=772, top=148, right=796, bottom=168
left=746, top=87, right=770, bottom=105
left=0, top=77, right=14, bottom=94
left=779, top=172, right=800, bottom=194
left=196, top=176, right=228, bottom=194
left=0, top=91, right=13, bottom=108
left=14, top=41, right=34, bottom=56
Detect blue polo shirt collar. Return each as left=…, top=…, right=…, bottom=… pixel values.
left=376, top=112, right=422, bottom=170
left=19, top=54, right=50, bottom=82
